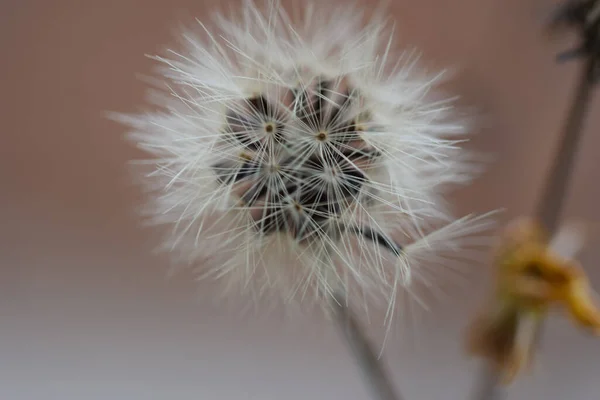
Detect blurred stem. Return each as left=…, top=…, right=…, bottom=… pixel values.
left=529, top=54, right=597, bottom=361
left=535, top=56, right=596, bottom=235
left=332, top=292, right=403, bottom=400
left=470, top=363, right=505, bottom=400
left=471, top=54, right=596, bottom=400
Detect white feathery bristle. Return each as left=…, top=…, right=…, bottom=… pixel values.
left=113, top=0, right=493, bottom=317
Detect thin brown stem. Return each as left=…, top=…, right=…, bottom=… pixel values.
left=471, top=54, right=596, bottom=400
left=332, top=293, right=403, bottom=400
left=470, top=363, right=505, bottom=400
left=535, top=56, right=596, bottom=234
left=529, top=54, right=596, bottom=358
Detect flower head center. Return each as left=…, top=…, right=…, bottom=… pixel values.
left=267, top=163, right=280, bottom=173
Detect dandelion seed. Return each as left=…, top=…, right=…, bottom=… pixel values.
left=113, top=0, right=492, bottom=320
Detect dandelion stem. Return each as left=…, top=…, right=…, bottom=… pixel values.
left=470, top=362, right=506, bottom=400
left=332, top=226, right=405, bottom=400
left=332, top=292, right=404, bottom=400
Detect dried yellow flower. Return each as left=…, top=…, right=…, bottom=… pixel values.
left=467, top=217, right=600, bottom=384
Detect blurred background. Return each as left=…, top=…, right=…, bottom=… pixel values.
left=2, top=0, right=600, bottom=399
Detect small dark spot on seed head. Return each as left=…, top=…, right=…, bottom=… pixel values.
left=316, top=131, right=328, bottom=141
left=265, top=123, right=274, bottom=133
left=294, top=202, right=302, bottom=212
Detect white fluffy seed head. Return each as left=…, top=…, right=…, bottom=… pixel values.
left=114, top=0, right=493, bottom=319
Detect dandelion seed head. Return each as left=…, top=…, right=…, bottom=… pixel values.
left=114, top=0, right=493, bottom=318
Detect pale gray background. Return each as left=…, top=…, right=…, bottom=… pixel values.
left=2, top=1, right=600, bottom=399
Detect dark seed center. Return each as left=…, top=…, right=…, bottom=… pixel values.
left=213, top=80, right=386, bottom=243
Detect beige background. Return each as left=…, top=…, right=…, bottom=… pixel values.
left=2, top=1, right=600, bottom=399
